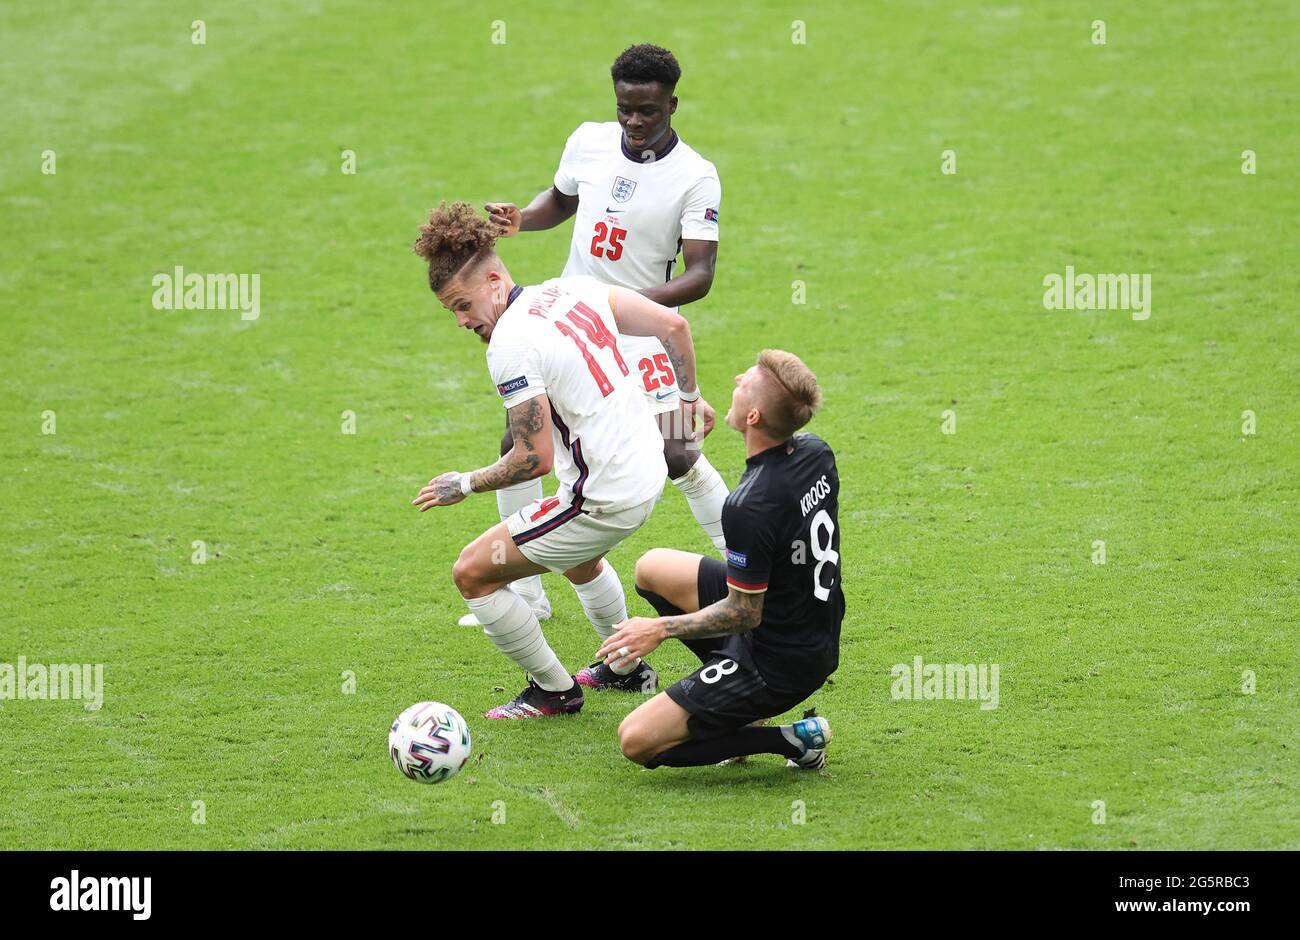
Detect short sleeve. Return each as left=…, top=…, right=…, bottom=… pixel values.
left=722, top=499, right=773, bottom=593
left=679, top=170, right=721, bottom=242
left=552, top=125, right=585, bottom=197
left=487, top=330, right=546, bottom=410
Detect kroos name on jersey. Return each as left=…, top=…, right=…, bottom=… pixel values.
left=799, top=474, right=832, bottom=517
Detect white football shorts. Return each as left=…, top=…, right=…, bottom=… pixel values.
left=507, top=491, right=661, bottom=574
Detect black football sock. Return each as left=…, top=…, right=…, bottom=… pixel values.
left=645, top=726, right=802, bottom=769
left=634, top=585, right=684, bottom=617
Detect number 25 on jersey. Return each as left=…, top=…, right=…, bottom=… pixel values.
left=590, top=222, right=626, bottom=261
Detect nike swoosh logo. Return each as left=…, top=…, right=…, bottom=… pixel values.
left=605, top=208, right=624, bottom=214
left=654, top=390, right=673, bottom=400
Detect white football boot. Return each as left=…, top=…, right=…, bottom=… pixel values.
left=786, top=715, right=832, bottom=770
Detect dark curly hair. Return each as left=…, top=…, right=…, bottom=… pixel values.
left=413, top=201, right=499, bottom=292
left=610, top=44, right=681, bottom=89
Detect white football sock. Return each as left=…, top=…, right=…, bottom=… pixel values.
left=466, top=588, right=571, bottom=691
left=572, top=561, right=636, bottom=676
left=671, top=453, right=729, bottom=551
left=497, top=479, right=547, bottom=607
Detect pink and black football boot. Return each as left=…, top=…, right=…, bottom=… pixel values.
left=575, top=659, right=659, bottom=694
left=485, top=677, right=584, bottom=720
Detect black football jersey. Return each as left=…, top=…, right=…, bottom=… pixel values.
left=722, top=432, right=845, bottom=691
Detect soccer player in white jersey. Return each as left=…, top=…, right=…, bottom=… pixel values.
left=478, top=45, right=729, bottom=652
left=410, top=202, right=716, bottom=719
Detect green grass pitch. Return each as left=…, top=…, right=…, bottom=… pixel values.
left=2, top=0, right=1297, bottom=850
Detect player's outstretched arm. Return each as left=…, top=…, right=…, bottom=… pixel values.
left=485, top=187, right=578, bottom=236
left=595, top=587, right=765, bottom=670
left=607, top=286, right=698, bottom=395
left=608, top=286, right=715, bottom=440
left=661, top=587, right=765, bottom=639
left=411, top=396, right=554, bottom=510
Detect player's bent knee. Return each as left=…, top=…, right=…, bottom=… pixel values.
left=635, top=548, right=677, bottom=590
left=617, top=717, right=656, bottom=766
left=616, top=712, right=665, bottom=764
left=451, top=548, right=490, bottom=599
left=563, top=556, right=603, bottom=586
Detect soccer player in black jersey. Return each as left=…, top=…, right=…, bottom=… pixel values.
left=596, top=349, right=844, bottom=769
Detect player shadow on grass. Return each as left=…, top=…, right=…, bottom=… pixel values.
left=632, top=760, right=832, bottom=787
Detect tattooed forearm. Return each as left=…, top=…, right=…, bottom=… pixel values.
left=661, top=588, right=764, bottom=640
left=661, top=331, right=695, bottom=395
left=469, top=398, right=548, bottom=493
left=470, top=451, right=541, bottom=492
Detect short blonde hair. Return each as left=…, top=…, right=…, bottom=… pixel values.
left=755, top=349, right=823, bottom=438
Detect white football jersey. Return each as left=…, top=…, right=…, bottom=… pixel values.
left=554, top=122, right=720, bottom=411
left=554, top=121, right=721, bottom=291
left=487, top=275, right=667, bottom=513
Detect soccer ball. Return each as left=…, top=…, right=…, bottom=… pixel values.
left=388, top=701, right=472, bottom=784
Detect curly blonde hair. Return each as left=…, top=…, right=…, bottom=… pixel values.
left=756, top=349, right=823, bottom=438
left=413, top=201, right=499, bottom=292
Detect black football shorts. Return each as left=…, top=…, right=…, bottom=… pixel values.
left=663, top=557, right=824, bottom=740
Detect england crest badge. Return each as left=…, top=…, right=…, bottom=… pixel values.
left=611, top=176, right=637, bottom=203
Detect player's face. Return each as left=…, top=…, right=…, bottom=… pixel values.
left=614, top=81, right=677, bottom=154
left=437, top=270, right=503, bottom=343
left=724, top=366, right=763, bottom=432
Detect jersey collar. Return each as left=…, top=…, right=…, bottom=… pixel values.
left=505, top=284, right=523, bottom=309
left=621, top=129, right=679, bottom=164
left=747, top=437, right=795, bottom=465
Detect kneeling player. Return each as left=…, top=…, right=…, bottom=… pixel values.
left=411, top=202, right=715, bottom=719
left=596, top=350, right=844, bottom=767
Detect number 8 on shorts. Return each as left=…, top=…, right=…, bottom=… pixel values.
left=699, top=659, right=739, bottom=685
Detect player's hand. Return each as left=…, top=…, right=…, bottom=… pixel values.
left=681, top=396, right=716, bottom=442
left=484, top=202, right=522, bottom=237
left=596, top=617, right=667, bottom=670
left=412, top=472, right=467, bottom=511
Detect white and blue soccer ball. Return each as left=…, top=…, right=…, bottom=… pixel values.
left=388, top=701, right=472, bottom=784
